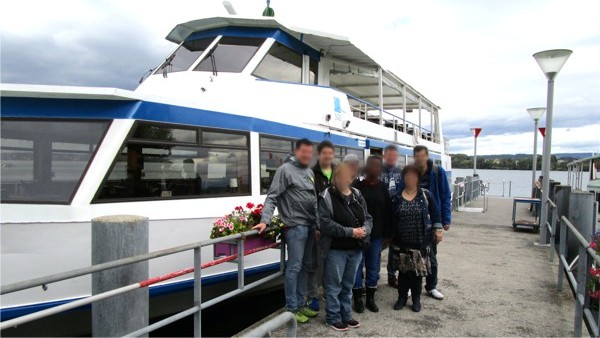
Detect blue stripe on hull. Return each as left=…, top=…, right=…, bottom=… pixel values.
left=0, top=96, right=441, bottom=158
left=0, top=262, right=280, bottom=321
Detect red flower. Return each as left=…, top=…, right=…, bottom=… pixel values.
left=252, top=208, right=262, bottom=215
left=246, top=202, right=255, bottom=209
left=257, top=204, right=264, bottom=209
left=590, top=290, right=600, bottom=299
left=591, top=268, right=600, bottom=277
left=234, top=206, right=243, bottom=212
left=590, top=242, right=598, bottom=250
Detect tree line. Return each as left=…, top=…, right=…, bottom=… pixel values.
left=450, top=154, right=579, bottom=171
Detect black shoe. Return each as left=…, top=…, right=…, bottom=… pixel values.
left=388, top=275, right=398, bottom=288
left=412, top=294, right=422, bottom=312
left=365, top=288, right=379, bottom=313
left=346, top=319, right=360, bottom=328
left=329, top=322, right=349, bottom=331
left=352, top=289, right=364, bottom=313
left=394, top=296, right=407, bottom=310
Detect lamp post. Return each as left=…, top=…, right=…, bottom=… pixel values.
left=470, top=128, right=482, bottom=176
left=532, top=49, right=572, bottom=244
left=527, top=107, right=546, bottom=196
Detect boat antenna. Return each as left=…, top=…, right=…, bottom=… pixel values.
left=262, top=0, right=275, bottom=17
left=223, top=1, right=237, bottom=15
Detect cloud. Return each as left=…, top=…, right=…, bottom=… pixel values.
left=1, top=0, right=599, bottom=155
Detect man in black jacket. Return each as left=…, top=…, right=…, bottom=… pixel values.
left=307, top=140, right=335, bottom=311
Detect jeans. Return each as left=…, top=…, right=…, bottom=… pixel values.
left=283, top=225, right=314, bottom=312
left=354, top=237, right=383, bottom=288
left=323, top=249, right=362, bottom=325
left=306, top=234, right=322, bottom=299
left=425, top=242, right=438, bottom=291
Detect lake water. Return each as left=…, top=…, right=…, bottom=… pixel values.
left=452, top=168, right=591, bottom=197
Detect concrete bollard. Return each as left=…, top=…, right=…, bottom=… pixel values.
left=553, top=185, right=571, bottom=245
left=567, top=192, right=596, bottom=263
left=92, top=215, right=149, bottom=337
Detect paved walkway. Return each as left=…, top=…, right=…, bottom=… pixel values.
left=239, top=197, right=577, bottom=337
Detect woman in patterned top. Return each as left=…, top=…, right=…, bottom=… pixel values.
left=390, top=165, right=443, bottom=312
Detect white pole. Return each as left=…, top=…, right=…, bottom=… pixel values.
left=539, top=79, right=555, bottom=244
left=531, top=118, right=539, bottom=196
left=473, top=135, right=478, bottom=176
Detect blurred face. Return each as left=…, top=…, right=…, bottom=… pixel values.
left=383, top=149, right=398, bottom=167
left=414, top=149, right=429, bottom=168
left=295, top=144, right=314, bottom=167
left=344, top=161, right=359, bottom=178
left=403, top=171, right=419, bottom=190
left=335, top=167, right=354, bottom=190
left=365, top=159, right=382, bottom=178
left=318, top=146, right=335, bottom=168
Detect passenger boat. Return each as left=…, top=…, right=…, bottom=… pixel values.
left=0, top=13, right=450, bottom=335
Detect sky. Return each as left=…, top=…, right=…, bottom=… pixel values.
left=1, top=0, right=599, bottom=155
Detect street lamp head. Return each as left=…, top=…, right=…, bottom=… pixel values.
left=527, top=107, right=546, bottom=121
left=533, top=49, right=572, bottom=80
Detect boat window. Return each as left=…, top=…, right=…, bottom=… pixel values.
left=194, top=37, right=265, bottom=73
left=133, top=124, right=198, bottom=143
left=258, top=135, right=364, bottom=194
left=259, top=136, right=293, bottom=194
left=155, top=38, right=214, bottom=75
left=96, top=122, right=250, bottom=201
left=1, top=119, right=110, bottom=204
left=252, top=42, right=303, bottom=83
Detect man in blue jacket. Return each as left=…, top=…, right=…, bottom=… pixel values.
left=412, top=145, right=452, bottom=300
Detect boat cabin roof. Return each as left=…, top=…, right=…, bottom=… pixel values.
left=166, top=16, right=439, bottom=113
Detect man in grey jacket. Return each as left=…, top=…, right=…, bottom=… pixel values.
left=253, top=138, right=319, bottom=323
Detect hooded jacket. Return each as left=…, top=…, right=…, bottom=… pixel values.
left=397, top=159, right=452, bottom=226
left=312, top=162, right=334, bottom=194
left=260, top=156, right=317, bottom=228
left=318, top=187, right=373, bottom=259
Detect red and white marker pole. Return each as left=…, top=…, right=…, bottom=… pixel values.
left=470, top=128, right=483, bottom=176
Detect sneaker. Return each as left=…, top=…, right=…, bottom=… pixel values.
left=308, top=297, right=320, bottom=312
left=328, top=322, right=349, bottom=331
left=300, top=306, right=319, bottom=318
left=346, top=319, right=360, bottom=328
left=294, top=311, right=309, bottom=324
left=428, top=289, right=444, bottom=300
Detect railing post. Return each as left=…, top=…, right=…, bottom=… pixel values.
left=549, top=207, right=557, bottom=262
left=193, top=247, right=202, bottom=338
left=558, top=217, right=567, bottom=291
left=238, top=238, right=245, bottom=290
left=92, top=215, right=149, bottom=337
left=574, top=243, right=587, bottom=337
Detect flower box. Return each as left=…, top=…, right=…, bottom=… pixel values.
left=213, top=236, right=276, bottom=258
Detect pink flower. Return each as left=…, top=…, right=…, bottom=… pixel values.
left=590, top=242, right=598, bottom=250
left=240, top=217, right=247, bottom=222
left=219, top=228, right=224, bottom=232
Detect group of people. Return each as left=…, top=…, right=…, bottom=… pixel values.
left=253, top=138, right=452, bottom=332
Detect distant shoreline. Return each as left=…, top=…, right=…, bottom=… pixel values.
left=451, top=167, right=568, bottom=172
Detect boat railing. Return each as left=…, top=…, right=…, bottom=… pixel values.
left=0, top=227, right=287, bottom=337
left=345, top=93, right=437, bottom=143
left=567, top=155, right=600, bottom=191
left=452, top=177, right=487, bottom=211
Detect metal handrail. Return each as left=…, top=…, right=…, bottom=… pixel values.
left=546, top=199, right=558, bottom=262
left=0, top=227, right=285, bottom=337
left=556, top=215, right=600, bottom=337
left=1, top=229, right=260, bottom=295
left=242, top=311, right=297, bottom=338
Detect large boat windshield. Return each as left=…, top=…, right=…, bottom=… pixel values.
left=0, top=119, right=110, bottom=204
